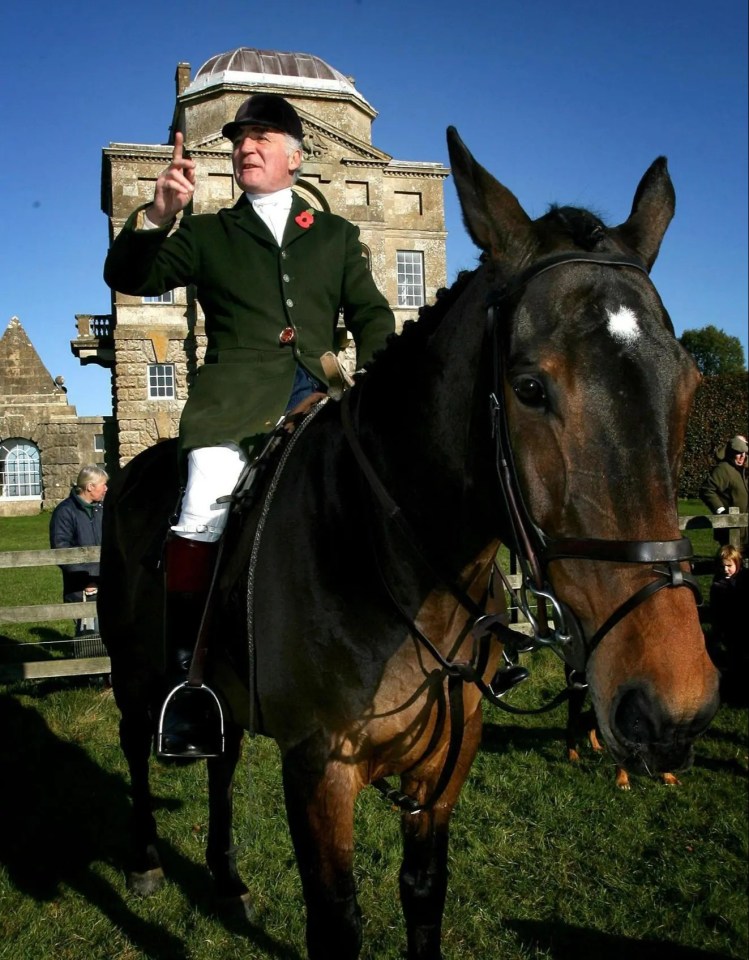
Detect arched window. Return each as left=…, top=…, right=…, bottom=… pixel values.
left=0, top=439, right=42, bottom=499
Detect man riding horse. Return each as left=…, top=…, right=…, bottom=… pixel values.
left=99, top=122, right=720, bottom=958
left=104, top=94, right=395, bottom=758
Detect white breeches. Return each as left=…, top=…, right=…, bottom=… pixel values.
left=170, top=444, right=248, bottom=542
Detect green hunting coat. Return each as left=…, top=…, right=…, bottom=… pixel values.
left=104, top=193, right=395, bottom=454
left=699, top=458, right=748, bottom=547
left=699, top=460, right=748, bottom=515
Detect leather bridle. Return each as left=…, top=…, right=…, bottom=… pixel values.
left=485, top=251, right=700, bottom=674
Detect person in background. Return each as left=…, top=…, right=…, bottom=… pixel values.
left=104, top=93, right=395, bottom=757
left=708, top=543, right=748, bottom=701
left=49, top=464, right=108, bottom=610
left=700, top=435, right=748, bottom=547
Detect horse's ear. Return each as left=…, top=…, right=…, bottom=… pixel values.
left=612, top=157, right=675, bottom=271
left=447, top=126, right=533, bottom=266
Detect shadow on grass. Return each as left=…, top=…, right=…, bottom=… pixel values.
left=506, top=917, right=735, bottom=959
left=0, top=627, right=71, bottom=663
left=0, top=689, right=302, bottom=960
left=480, top=718, right=565, bottom=762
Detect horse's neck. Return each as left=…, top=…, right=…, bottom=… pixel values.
left=353, top=277, right=501, bottom=572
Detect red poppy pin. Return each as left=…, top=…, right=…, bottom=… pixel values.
left=295, top=209, right=315, bottom=229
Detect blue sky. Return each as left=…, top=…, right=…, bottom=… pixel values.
left=1, top=0, right=746, bottom=417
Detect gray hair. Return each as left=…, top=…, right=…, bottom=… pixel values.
left=285, top=134, right=304, bottom=184
left=75, top=464, right=108, bottom=492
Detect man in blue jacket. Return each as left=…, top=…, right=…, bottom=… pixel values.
left=49, top=465, right=108, bottom=601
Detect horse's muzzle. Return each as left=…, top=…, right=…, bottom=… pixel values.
left=608, top=683, right=719, bottom=773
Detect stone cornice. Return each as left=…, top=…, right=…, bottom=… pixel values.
left=340, top=158, right=391, bottom=169
left=103, top=144, right=176, bottom=162
left=383, top=165, right=450, bottom=180
left=104, top=145, right=234, bottom=164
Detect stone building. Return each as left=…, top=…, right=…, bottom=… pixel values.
left=0, top=317, right=111, bottom=516
left=73, top=47, right=449, bottom=467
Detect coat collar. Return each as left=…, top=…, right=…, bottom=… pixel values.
left=229, top=192, right=317, bottom=248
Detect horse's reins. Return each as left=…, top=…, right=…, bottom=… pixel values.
left=341, top=250, right=701, bottom=813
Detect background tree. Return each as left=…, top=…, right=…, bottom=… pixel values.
left=680, top=325, right=747, bottom=376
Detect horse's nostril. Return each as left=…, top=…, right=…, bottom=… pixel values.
left=613, top=687, right=659, bottom=745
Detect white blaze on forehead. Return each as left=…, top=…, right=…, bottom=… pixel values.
left=606, top=305, right=640, bottom=343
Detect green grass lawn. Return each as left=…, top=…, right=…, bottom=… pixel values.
left=0, top=512, right=78, bottom=663
left=0, top=509, right=746, bottom=960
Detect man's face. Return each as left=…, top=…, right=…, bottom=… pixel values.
left=731, top=450, right=747, bottom=468
left=232, top=126, right=302, bottom=195
left=86, top=480, right=107, bottom=503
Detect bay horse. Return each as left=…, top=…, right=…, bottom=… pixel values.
left=97, top=127, right=719, bottom=960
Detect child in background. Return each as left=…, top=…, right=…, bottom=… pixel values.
left=709, top=544, right=748, bottom=701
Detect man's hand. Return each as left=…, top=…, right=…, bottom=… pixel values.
left=145, top=131, right=196, bottom=227
left=283, top=392, right=328, bottom=432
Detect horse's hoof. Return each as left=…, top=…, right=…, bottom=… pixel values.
left=128, top=867, right=165, bottom=896
left=615, top=766, right=631, bottom=790
left=219, top=891, right=259, bottom=925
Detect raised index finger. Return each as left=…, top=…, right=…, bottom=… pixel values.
left=171, top=131, right=184, bottom=164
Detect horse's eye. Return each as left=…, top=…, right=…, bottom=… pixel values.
left=512, top=376, right=546, bottom=407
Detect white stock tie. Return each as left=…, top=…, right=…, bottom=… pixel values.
left=250, top=189, right=293, bottom=245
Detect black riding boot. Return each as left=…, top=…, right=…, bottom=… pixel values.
left=156, top=535, right=223, bottom=759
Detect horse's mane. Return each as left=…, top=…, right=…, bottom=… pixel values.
left=359, top=266, right=480, bottom=381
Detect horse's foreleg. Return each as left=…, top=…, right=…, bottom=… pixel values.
left=205, top=722, right=255, bottom=920
left=399, top=706, right=483, bottom=960
left=282, top=740, right=361, bottom=960
left=118, top=711, right=164, bottom=894
left=399, top=806, right=449, bottom=960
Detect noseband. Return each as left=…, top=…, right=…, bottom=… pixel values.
left=486, top=251, right=700, bottom=673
